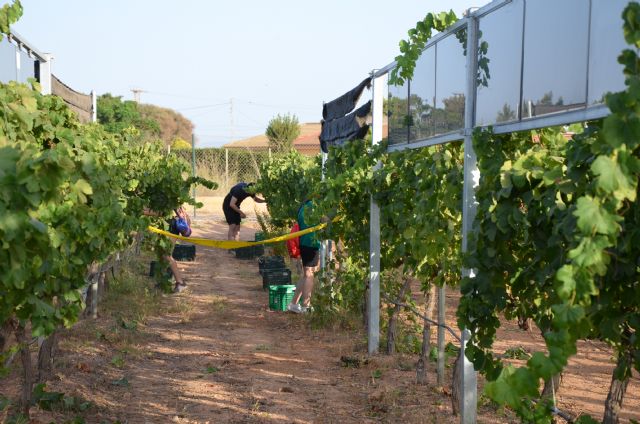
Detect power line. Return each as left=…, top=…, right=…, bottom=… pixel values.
left=177, top=102, right=230, bottom=112
left=237, top=110, right=265, bottom=126
left=144, top=90, right=224, bottom=102
left=243, top=100, right=318, bottom=110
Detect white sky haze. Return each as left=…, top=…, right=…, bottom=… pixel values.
left=12, top=0, right=479, bottom=147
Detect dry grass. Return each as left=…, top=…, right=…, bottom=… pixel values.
left=166, top=296, right=195, bottom=323
left=207, top=294, right=228, bottom=314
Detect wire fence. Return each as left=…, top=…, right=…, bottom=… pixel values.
left=174, top=144, right=320, bottom=196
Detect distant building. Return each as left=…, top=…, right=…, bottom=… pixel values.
left=224, top=123, right=321, bottom=156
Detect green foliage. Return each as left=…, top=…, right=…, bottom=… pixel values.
left=32, top=384, right=92, bottom=412
left=502, top=346, right=531, bottom=360
left=96, top=93, right=159, bottom=140
left=171, top=137, right=192, bottom=150
left=0, top=78, right=215, bottom=342
left=375, top=141, right=463, bottom=282
left=429, top=342, right=460, bottom=362
left=265, top=113, right=301, bottom=153
left=458, top=6, right=640, bottom=420
left=256, top=7, right=639, bottom=422
left=389, top=10, right=458, bottom=86
left=0, top=0, right=21, bottom=40
left=255, top=149, right=320, bottom=227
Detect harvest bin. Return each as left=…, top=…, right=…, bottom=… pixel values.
left=262, top=268, right=292, bottom=290
left=269, top=285, right=296, bottom=311
left=258, top=255, right=285, bottom=275
left=253, top=244, right=265, bottom=256
left=235, top=245, right=261, bottom=259
left=253, top=232, right=266, bottom=256
left=172, top=244, right=196, bottom=261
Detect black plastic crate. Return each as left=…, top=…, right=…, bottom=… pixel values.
left=262, top=268, right=292, bottom=290
left=172, top=244, right=196, bottom=261
left=235, top=245, right=258, bottom=259
left=253, top=244, right=265, bottom=257
left=258, top=255, right=285, bottom=275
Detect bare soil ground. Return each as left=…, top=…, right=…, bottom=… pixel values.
left=1, top=211, right=638, bottom=423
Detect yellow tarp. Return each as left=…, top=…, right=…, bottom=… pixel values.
left=148, top=222, right=327, bottom=250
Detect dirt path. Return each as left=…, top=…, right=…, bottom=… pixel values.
left=104, top=220, right=489, bottom=424
left=124, top=220, right=374, bottom=423
left=22, top=220, right=476, bottom=424
left=3, top=218, right=638, bottom=423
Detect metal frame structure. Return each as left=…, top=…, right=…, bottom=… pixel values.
left=3, top=29, right=53, bottom=94
left=365, top=0, right=624, bottom=421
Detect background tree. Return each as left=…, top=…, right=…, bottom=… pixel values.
left=171, top=137, right=192, bottom=150
left=138, top=103, right=193, bottom=146
left=265, top=113, right=300, bottom=153
left=97, top=93, right=160, bottom=140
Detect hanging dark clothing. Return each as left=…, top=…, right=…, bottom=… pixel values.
left=322, top=77, right=372, bottom=122
left=320, top=101, right=371, bottom=152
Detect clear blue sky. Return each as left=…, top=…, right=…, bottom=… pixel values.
left=12, top=0, right=478, bottom=147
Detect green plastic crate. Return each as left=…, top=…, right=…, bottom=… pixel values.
left=268, top=285, right=296, bottom=311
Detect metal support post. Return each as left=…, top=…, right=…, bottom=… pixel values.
left=320, top=152, right=327, bottom=271
left=191, top=134, right=197, bottom=218
left=225, top=148, right=229, bottom=191
left=437, top=285, right=446, bottom=386
left=39, top=53, right=52, bottom=95
left=460, top=13, right=480, bottom=424
left=91, top=90, right=97, bottom=122
left=368, top=72, right=385, bottom=355
left=14, top=43, right=20, bottom=81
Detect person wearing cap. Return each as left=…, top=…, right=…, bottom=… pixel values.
left=222, top=182, right=266, bottom=241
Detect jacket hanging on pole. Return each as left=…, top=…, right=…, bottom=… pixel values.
left=320, top=101, right=372, bottom=152
left=322, top=77, right=372, bottom=122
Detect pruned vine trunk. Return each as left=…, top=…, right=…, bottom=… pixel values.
left=386, top=276, right=412, bottom=355
left=103, top=268, right=112, bottom=293
left=0, top=319, right=12, bottom=352
left=14, top=321, right=33, bottom=417
left=451, top=350, right=462, bottom=416
left=417, top=285, right=436, bottom=385
left=97, top=271, right=107, bottom=301
left=603, top=350, right=632, bottom=424
left=37, top=329, right=58, bottom=383
left=541, top=373, right=562, bottom=399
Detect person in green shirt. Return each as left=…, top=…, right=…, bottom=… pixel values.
left=287, top=199, right=321, bottom=313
